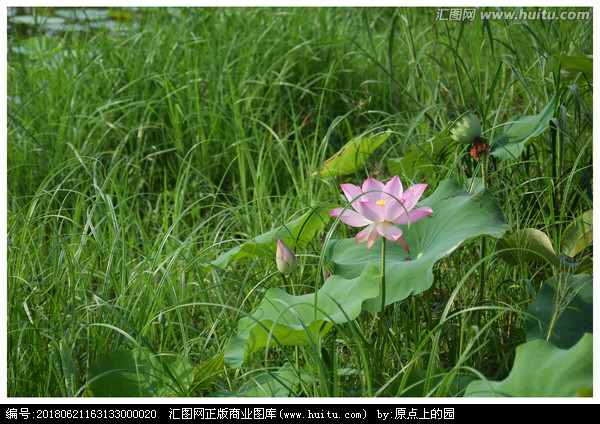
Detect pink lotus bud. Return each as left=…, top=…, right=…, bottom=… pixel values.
left=276, top=238, right=297, bottom=276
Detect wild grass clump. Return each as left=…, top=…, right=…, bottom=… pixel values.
left=7, top=7, right=592, bottom=397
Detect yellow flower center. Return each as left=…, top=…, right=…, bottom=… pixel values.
left=376, top=199, right=387, bottom=207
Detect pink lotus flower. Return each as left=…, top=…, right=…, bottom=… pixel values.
left=329, top=175, right=433, bottom=251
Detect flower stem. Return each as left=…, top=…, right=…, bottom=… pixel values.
left=377, top=238, right=387, bottom=373
left=380, top=237, right=387, bottom=313
left=478, top=153, right=488, bottom=326
left=481, top=153, right=487, bottom=190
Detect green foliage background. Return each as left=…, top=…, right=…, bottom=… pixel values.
left=7, top=7, right=593, bottom=397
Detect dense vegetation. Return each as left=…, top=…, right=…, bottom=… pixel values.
left=7, top=7, right=593, bottom=397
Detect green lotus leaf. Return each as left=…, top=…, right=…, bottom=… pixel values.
left=526, top=273, right=592, bottom=349
left=192, top=351, right=225, bottom=391
left=495, top=228, right=561, bottom=268
left=87, top=348, right=194, bottom=397
left=10, top=35, right=63, bottom=61
left=547, top=52, right=593, bottom=81
left=210, top=202, right=333, bottom=270
left=572, top=255, right=593, bottom=274
left=464, top=333, right=592, bottom=397
left=223, top=180, right=507, bottom=367
left=490, top=96, right=556, bottom=160
left=313, top=131, right=390, bottom=179
left=561, top=209, right=593, bottom=257
left=214, top=363, right=307, bottom=397
left=387, top=131, right=454, bottom=182
left=223, top=262, right=381, bottom=367
left=325, top=180, right=508, bottom=311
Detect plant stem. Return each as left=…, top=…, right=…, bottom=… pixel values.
left=478, top=153, right=488, bottom=326
left=381, top=237, right=387, bottom=314
left=377, top=238, right=388, bottom=376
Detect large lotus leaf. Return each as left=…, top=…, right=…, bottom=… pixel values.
left=87, top=348, right=194, bottom=397
left=210, top=203, right=333, bottom=270
left=387, top=131, right=455, bottom=183
left=526, top=273, right=592, bottom=349
left=495, top=228, right=562, bottom=268
left=223, top=180, right=507, bottom=367
left=325, top=180, right=508, bottom=311
left=547, top=52, right=593, bottom=81
left=313, top=131, right=390, bottom=179
left=192, top=352, right=224, bottom=392
left=496, top=227, right=590, bottom=273
left=9, top=35, right=63, bottom=61
left=464, top=333, right=592, bottom=397
left=214, top=363, right=307, bottom=397
left=223, top=262, right=381, bottom=367
left=490, top=96, right=556, bottom=160
left=561, top=209, right=593, bottom=257
left=572, top=255, right=593, bottom=274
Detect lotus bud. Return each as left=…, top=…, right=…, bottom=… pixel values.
left=450, top=112, right=482, bottom=145
left=276, top=238, right=297, bottom=276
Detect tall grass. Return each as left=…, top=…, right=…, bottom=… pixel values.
left=7, top=7, right=592, bottom=396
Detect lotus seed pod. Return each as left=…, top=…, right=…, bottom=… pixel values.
left=450, top=112, right=482, bottom=145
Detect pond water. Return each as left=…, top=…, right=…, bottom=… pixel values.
left=8, top=7, right=140, bottom=39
